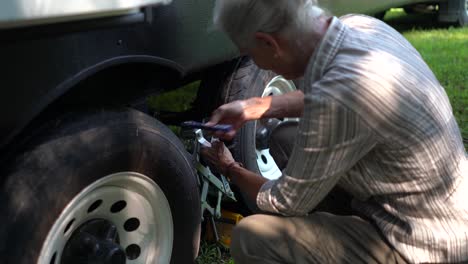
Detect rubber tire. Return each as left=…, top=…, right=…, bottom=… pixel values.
left=374, top=11, right=386, bottom=20
left=219, top=58, right=278, bottom=212
left=458, top=0, right=468, bottom=26
left=403, top=6, right=416, bottom=14
left=0, top=109, right=200, bottom=264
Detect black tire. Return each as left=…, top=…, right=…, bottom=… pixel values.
left=458, top=0, right=468, bottom=26
left=0, top=109, right=200, bottom=264
left=403, top=6, right=416, bottom=14
left=374, top=11, right=387, bottom=20
left=219, top=58, right=279, bottom=212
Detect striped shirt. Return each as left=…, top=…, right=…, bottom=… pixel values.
left=256, top=15, right=468, bottom=263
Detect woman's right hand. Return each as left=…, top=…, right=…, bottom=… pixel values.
left=206, top=100, right=249, bottom=140
left=207, top=94, right=288, bottom=140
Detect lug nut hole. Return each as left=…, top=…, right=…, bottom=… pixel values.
left=126, top=244, right=141, bottom=260
left=87, top=199, right=103, bottom=213
left=49, top=252, right=57, bottom=264
left=63, top=219, right=75, bottom=235
left=124, top=218, right=140, bottom=232
left=110, top=200, right=127, bottom=213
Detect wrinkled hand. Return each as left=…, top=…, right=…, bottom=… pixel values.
left=206, top=100, right=248, bottom=140
left=200, top=141, right=235, bottom=176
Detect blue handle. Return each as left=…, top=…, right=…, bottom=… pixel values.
left=181, top=121, right=233, bottom=133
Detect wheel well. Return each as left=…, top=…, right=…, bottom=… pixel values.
left=0, top=57, right=238, bottom=165
left=0, top=61, right=190, bottom=160
left=50, top=62, right=184, bottom=110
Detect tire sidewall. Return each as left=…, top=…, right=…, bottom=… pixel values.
left=223, top=59, right=276, bottom=173
left=221, top=59, right=278, bottom=211
left=0, top=109, right=200, bottom=264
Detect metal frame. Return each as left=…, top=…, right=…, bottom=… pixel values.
left=180, top=126, right=238, bottom=236
left=179, top=128, right=238, bottom=243
left=192, top=129, right=236, bottom=220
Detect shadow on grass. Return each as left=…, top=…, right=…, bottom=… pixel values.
left=383, top=9, right=453, bottom=32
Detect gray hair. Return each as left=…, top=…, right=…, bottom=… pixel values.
left=213, top=0, right=326, bottom=49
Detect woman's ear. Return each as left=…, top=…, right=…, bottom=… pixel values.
left=254, top=32, right=282, bottom=57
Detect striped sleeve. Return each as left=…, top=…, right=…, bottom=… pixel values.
left=257, top=86, right=377, bottom=215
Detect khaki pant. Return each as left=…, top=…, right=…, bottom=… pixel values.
left=231, top=122, right=408, bottom=264
left=231, top=212, right=408, bottom=264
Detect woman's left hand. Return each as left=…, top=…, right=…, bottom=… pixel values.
left=200, top=141, right=235, bottom=176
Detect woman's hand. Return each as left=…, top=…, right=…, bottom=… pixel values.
left=206, top=100, right=250, bottom=140
left=200, top=141, right=236, bottom=176
left=206, top=91, right=304, bottom=140
left=207, top=97, right=271, bottom=140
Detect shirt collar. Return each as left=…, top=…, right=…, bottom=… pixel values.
left=304, top=16, right=347, bottom=88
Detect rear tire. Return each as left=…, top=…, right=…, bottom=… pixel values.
left=374, top=11, right=386, bottom=20
left=403, top=6, right=416, bottom=14
left=0, top=109, right=200, bottom=264
left=219, top=58, right=297, bottom=212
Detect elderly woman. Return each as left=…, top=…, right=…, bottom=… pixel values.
left=201, top=0, right=468, bottom=263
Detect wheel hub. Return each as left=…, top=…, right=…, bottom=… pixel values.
left=256, top=118, right=282, bottom=149
left=61, top=219, right=126, bottom=264
left=255, top=76, right=298, bottom=180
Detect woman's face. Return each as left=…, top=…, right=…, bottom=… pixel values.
left=240, top=33, right=307, bottom=80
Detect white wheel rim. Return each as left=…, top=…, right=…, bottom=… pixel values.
left=261, top=76, right=297, bottom=98
left=38, top=172, right=173, bottom=264
left=255, top=76, right=297, bottom=180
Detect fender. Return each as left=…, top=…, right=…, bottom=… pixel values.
left=0, top=55, right=184, bottom=151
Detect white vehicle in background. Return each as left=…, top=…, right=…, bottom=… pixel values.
left=320, top=0, right=468, bottom=26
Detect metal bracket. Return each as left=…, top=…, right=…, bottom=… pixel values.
left=187, top=129, right=236, bottom=221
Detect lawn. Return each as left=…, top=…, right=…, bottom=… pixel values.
left=386, top=9, right=468, bottom=142
left=151, top=8, right=468, bottom=264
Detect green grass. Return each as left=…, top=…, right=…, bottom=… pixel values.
left=196, top=242, right=234, bottom=264
left=147, top=81, right=200, bottom=112
left=147, top=81, right=200, bottom=135
left=385, top=9, right=468, bottom=143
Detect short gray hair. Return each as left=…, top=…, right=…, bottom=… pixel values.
left=213, top=0, right=326, bottom=49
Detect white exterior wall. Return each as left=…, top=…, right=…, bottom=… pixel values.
left=0, top=0, right=171, bottom=29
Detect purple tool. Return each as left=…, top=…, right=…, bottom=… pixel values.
left=181, top=121, right=233, bottom=133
